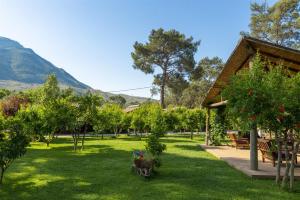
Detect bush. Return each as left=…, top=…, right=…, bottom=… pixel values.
left=210, top=123, right=225, bottom=146
left=145, top=134, right=166, bottom=157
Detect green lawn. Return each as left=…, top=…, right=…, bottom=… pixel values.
left=0, top=135, right=299, bottom=200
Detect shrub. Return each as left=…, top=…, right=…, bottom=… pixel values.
left=145, top=134, right=166, bottom=167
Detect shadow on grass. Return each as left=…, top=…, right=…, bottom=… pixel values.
left=174, top=144, right=204, bottom=151
left=1, top=137, right=300, bottom=200
left=116, top=136, right=144, bottom=141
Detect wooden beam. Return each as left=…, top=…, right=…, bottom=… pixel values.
left=260, top=53, right=300, bottom=72
left=209, top=100, right=228, bottom=108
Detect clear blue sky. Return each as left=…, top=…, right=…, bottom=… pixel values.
left=0, top=0, right=276, bottom=98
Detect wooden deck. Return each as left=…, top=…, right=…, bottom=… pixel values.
left=200, top=144, right=300, bottom=180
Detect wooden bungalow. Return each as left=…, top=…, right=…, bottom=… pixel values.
left=201, top=36, right=300, bottom=170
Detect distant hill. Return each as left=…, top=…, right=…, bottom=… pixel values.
left=0, top=36, right=152, bottom=105
left=0, top=37, right=89, bottom=89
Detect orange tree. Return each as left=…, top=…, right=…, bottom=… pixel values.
left=253, top=63, right=300, bottom=190
left=223, top=54, right=300, bottom=190
left=222, top=55, right=270, bottom=170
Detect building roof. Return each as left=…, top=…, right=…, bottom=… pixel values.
left=124, top=104, right=139, bottom=113
left=202, top=36, right=300, bottom=107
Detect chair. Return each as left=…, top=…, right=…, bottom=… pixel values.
left=227, top=133, right=249, bottom=149
left=257, top=139, right=295, bottom=167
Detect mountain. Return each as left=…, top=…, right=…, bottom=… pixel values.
left=0, top=37, right=151, bottom=104
left=0, top=37, right=89, bottom=89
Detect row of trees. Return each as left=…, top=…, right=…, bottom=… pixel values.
left=128, top=104, right=205, bottom=139
left=0, top=75, right=206, bottom=185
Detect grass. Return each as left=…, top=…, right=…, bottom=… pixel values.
left=0, top=135, right=299, bottom=200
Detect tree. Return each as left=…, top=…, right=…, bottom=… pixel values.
left=223, top=54, right=300, bottom=190
left=172, top=107, right=188, bottom=133
left=222, top=54, right=270, bottom=171
left=120, top=113, right=132, bottom=136
left=41, top=74, right=60, bottom=105
left=77, top=91, right=103, bottom=150
left=164, top=107, right=180, bottom=132
left=132, top=28, right=200, bottom=108
left=97, top=104, right=124, bottom=137
left=184, top=108, right=205, bottom=139
left=54, top=99, right=77, bottom=149
left=0, top=89, right=10, bottom=100
left=164, top=75, right=190, bottom=106
left=0, top=111, right=30, bottom=185
left=36, top=75, right=62, bottom=147
left=0, top=95, right=29, bottom=117
left=181, top=57, right=224, bottom=108
left=246, top=0, right=300, bottom=49
left=17, top=104, right=44, bottom=142
left=145, top=103, right=167, bottom=168
left=148, top=103, right=167, bottom=136
left=109, top=95, right=126, bottom=107
left=130, top=105, right=148, bottom=136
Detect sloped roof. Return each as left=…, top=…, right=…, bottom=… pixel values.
left=124, top=105, right=139, bottom=113
left=202, top=36, right=300, bottom=107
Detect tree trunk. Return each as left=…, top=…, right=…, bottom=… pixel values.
left=114, top=128, right=117, bottom=137
left=190, top=131, right=193, bottom=140
left=0, top=167, right=4, bottom=185
left=281, top=133, right=290, bottom=189
left=160, top=68, right=167, bottom=109
left=275, top=134, right=282, bottom=185
left=250, top=124, right=258, bottom=170
left=81, top=125, right=87, bottom=151
left=75, top=132, right=80, bottom=151
left=205, top=108, right=210, bottom=145
left=72, top=134, right=77, bottom=151
left=289, top=142, right=299, bottom=191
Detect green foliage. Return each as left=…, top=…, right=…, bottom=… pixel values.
left=247, top=0, right=300, bottom=49
left=109, top=95, right=126, bottom=107
left=164, top=108, right=180, bottom=132
left=0, top=114, right=30, bottom=185
left=77, top=91, right=103, bottom=127
left=132, top=28, right=200, bottom=107
left=210, top=106, right=231, bottom=145
left=95, top=103, right=123, bottom=136
left=1, top=136, right=300, bottom=199
left=148, top=104, right=167, bottom=136
left=145, top=134, right=166, bottom=157
left=167, top=56, right=224, bottom=108
left=222, top=53, right=300, bottom=190
left=0, top=89, right=10, bottom=99
left=222, top=54, right=270, bottom=131
left=223, top=54, right=300, bottom=134
left=130, top=104, right=149, bottom=133
left=120, top=112, right=132, bottom=133
left=210, top=122, right=225, bottom=146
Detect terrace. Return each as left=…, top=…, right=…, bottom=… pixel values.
left=200, top=144, right=300, bottom=179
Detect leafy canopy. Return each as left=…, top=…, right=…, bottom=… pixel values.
left=132, top=28, right=200, bottom=108
left=247, top=0, right=300, bottom=49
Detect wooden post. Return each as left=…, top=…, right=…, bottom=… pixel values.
left=205, top=108, right=210, bottom=145
left=250, top=124, right=258, bottom=170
